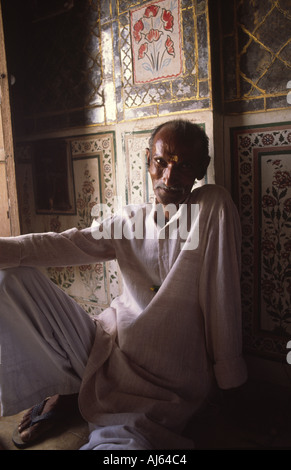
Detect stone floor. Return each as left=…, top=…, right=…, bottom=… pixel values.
left=0, top=410, right=89, bottom=450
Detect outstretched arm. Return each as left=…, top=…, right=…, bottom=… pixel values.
left=0, top=225, right=116, bottom=269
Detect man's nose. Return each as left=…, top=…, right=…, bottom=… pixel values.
left=162, top=163, right=178, bottom=186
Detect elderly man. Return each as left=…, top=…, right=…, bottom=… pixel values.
left=0, top=119, right=247, bottom=450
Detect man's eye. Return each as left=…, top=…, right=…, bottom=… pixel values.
left=155, top=158, right=167, bottom=167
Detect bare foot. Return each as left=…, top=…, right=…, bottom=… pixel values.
left=15, top=393, right=79, bottom=446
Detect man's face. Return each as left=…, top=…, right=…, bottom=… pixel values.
left=147, top=126, right=206, bottom=207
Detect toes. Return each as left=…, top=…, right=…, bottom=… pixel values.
left=18, top=421, right=38, bottom=442
left=18, top=427, right=33, bottom=443
left=18, top=412, right=33, bottom=431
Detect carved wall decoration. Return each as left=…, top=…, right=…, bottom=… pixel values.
left=231, top=122, right=291, bottom=360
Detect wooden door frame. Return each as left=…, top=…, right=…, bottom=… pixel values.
left=0, top=0, right=20, bottom=236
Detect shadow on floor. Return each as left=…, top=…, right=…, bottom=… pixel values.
left=1, top=380, right=291, bottom=450
left=187, top=380, right=291, bottom=449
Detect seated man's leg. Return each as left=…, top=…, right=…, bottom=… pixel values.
left=0, top=266, right=96, bottom=417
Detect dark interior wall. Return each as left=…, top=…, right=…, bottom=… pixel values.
left=2, top=0, right=103, bottom=136
left=218, top=0, right=291, bottom=113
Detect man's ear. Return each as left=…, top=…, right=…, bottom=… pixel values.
left=146, top=148, right=150, bottom=167
left=197, top=155, right=211, bottom=180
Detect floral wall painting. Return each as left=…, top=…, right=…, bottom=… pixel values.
left=123, top=130, right=154, bottom=205
left=231, top=123, right=291, bottom=360
left=256, top=153, right=291, bottom=337
left=130, top=0, right=183, bottom=84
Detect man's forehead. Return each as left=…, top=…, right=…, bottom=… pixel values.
left=154, top=125, right=202, bottom=143
left=153, top=132, right=201, bottom=158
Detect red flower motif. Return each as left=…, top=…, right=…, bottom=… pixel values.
left=272, top=159, right=281, bottom=166
left=138, top=43, right=148, bottom=59
left=273, top=170, right=291, bottom=188
left=94, top=263, right=103, bottom=275
left=240, top=136, right=251, bottom=148
left=144, top=5, right=160, bottom=18
left=165, top=35, right=175, bottom=56
left=82, top=180, right=94, bottom=194
left=146, top=29, right=163, bottom=42
left=162, top=9, right=174, bottom=31
left=133, top=19, right=144, bottom=43
left=262, top=133, right=274, bottom=145
left=79, top=264, right=91, bottom=272
left=262, top=195, right=276, bottom=208
left=240, top=162, right=251, bottom=174
left=77, top=197, right=86, bottom=210
left=241, top=194, right=252, bottom=206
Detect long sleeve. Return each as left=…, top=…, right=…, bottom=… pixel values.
left=0, top=226, right=116, bottom=269
left=198, top=187, right=248, bottom=390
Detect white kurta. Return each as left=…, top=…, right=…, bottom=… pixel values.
left=0, top=184, right=247, bottom=449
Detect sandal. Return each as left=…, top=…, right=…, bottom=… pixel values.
left=12, top=398, right=58, bottom=448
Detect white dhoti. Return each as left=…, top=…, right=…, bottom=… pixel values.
left=0, top=267, right=96, bottom=417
